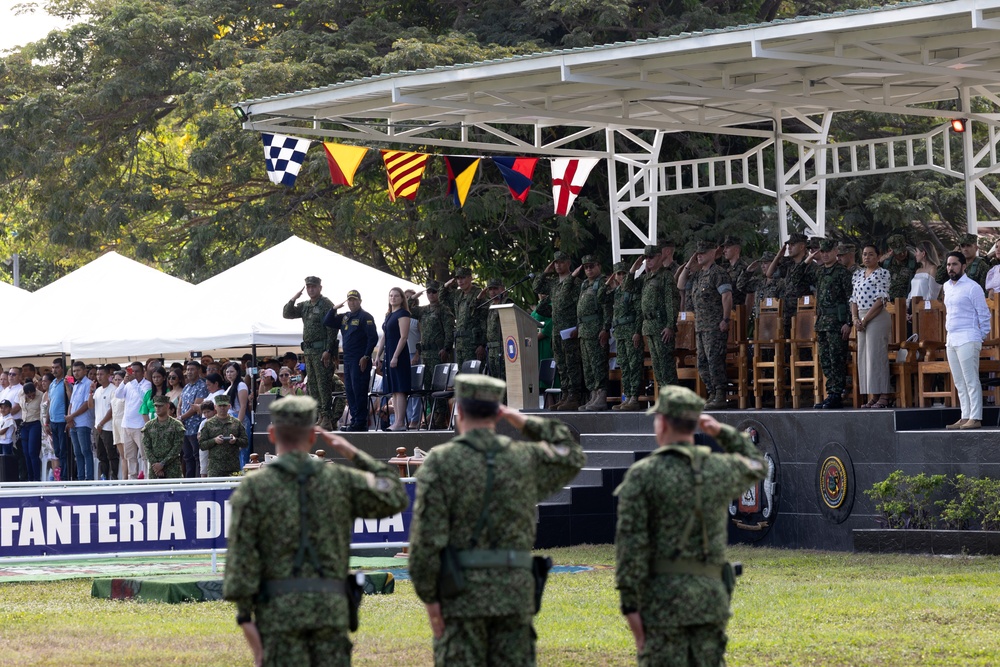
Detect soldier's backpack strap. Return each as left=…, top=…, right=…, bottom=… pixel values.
left=271, top=456, right=325, bottom=578
left=655, top=444, right=712, bottom=562
left=459, top=438, right=502, bottom=549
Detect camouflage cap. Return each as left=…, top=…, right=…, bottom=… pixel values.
left=660, top=239, right=676, bottom=248
left=425, top=280, right=442, bottom=292
left=787, top=232, right=808, bottom=244
left=887, top=234, right=907, bottom=251
left=722, top=235, right=741, bottom=247
left=643, top=244, right=659, bottom=258
left=806, top=236, right=822, bottom=249
left=959, top=233, right=978, bottom=246
left=212, top=393, right=231, bottom=407
left=581, top=254, right=599, bottom=265
left=695, top=240, right=717, bottom=254
left=304, top=276, right=322, bottom=286
left=760, top=251, right=777, bottom=263
left=152, top=394, right=171, bottom=407
left=552, top=251, right=571, bottom=262
left=455, top=374, right=505, bottom=403
left=836, top=242, right=856, bottom=256
left=454, top=267, right=472, bottom=278
left=818, top=238, right=837, bottom=252
left=646, top=385, right=705, bottom=420
left=271, top=395, right=318, bottom=428
left=613, top=260, right=630, bottom=274
left=487, top=278, right=504, bottom=289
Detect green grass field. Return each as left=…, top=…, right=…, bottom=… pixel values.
left=1, top=545, right=999, bottom=666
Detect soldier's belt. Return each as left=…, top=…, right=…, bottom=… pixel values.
left=301, top=340, right=326, bottom=352
left=487, top=342, right=501, bottom=350
left=653, top=559, right=723, bottom=580
left=457, top=549, right=532, bottom=569
left=261, top=578, right=347, bottom=597
left=613, top=316, right=636, bottom=326
left=578, top=314, right=600, bottom=324
left=454, top=329, right=469, bottom=338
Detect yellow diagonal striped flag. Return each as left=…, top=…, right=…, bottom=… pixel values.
left=381, top=150, right=430, bottom=202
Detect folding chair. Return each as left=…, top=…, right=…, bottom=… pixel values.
left=539, top=358, right=560, bottom=409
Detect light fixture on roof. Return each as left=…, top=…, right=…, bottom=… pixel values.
left=233, top=106, right=249, bottom=122
left=951, top=118, right=967, bottom=133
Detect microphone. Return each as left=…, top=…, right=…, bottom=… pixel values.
left=478, top=273, right=536, bottom=308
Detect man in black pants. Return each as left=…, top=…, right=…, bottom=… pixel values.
left=324, top=290, right=379, bottom=432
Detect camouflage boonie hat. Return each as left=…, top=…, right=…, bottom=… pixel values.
left=887, top=234, right=907, bottom=251
left=695, top=240, right=717, bottom=254
left=581, top=254, right=599, bottom=265
left=487, top=278, right=504, bottom=289
left=646, top=385, right=705, bottom=419
left=836, top=243, right=856, bottom=256
left=213, top=394, right=231, bottom=407
left=552, top=251, right=571, bottom=262
left=455, top=374, right=505, bottom=403
left=959, top=233, right=978, bottom=246
left=613, top=260, right=629, bottom=273
left=152, top=395, right=171, bottom=407
left=643, top=245, right=659, bottom=258
left=787, top=232, right=808, bottom=244
left=271, top=395, right=318, bottom=428
left=304, top=276, right=322, bottom=286
left=425, top=280, right=442, bottom=292
left=818, top=238, right=837, bottom=252
left=454, top=267, right=472, bottom=278
left=722, top=235, right=741, bottom=247
left=346, top=289, right=361, bottom=300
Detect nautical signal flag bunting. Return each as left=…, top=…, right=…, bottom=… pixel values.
left=381, top=150, right=430, bottom=202
left=551, top=158, right=599, bottom=216
left=323, top=142, right=369, bottom=187
left=492, top=157, right=538, bottom=203
left=261, top=133, right=313, bottom=187
left=444, top=156, right=481, bottom=207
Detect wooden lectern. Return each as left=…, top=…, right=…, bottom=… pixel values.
left=491, top=303, right=540, bottom=410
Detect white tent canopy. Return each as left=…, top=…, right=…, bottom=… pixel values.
left=0, top=281, right=29, bottom=306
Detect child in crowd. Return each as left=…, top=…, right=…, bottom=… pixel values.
left=197, top=401, right=216, bottom=478
left=0, top=400, right=15, bottom=457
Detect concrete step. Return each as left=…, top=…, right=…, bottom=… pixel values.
left=570, top=468, right=605, bottom=487
left=580, top=433, right=658, bottom=452
left=581, top=450, right=641, bottom=467
left=543, top=487, right=572, bottom=504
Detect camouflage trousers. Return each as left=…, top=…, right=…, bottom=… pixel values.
left=638, top=623, right=727, bottom=667
left=817, top=329, right=850, bottom=396
left=455, top=339, right=480, bottom=369
left=553, top=333, right=583, bottom=394
left=487, top=344, right=506, bottom=381
left=645, top=334, right=678, bottom=388
left=432, top=615, right=536, bottom=667
left=580, top=335, right=608, bottom=391
left=260, top=626, right=351, bottom=667
left=304, top=353, right=334, bottom=420
left=614, top=329, right=643, bottom=396
left=696, top=329, right=728, bottom=394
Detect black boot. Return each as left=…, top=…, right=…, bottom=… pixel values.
left=814, top=395, right=843, bottom=409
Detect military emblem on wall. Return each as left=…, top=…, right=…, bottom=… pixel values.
left=815, top=442, right=855, bottom=523
left=728, top=419, right=780, bottom=541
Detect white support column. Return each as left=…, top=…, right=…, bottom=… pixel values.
left=962, top=87, right=978, bottom=233
left=607, top=129, right=661, bottom=263
left=773, top=110, right=789, bottom=243
left=774, top=110, right=833, bottom=241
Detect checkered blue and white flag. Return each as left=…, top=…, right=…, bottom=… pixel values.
left=261, top=133, right=313, bottom=186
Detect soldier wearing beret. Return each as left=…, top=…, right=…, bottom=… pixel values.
left=609, top=260, right=644, bottom=411
left=442, top=268, right=488, bottom=368
left=283, top=276, right=338, bottom=430
left=140, top=395, right=184, bottom=479
left=575, top=255, right=613, bottom=411
left=814, top=239, right=854, bottom=409
left=614, top=385, right=767, bottom=667
left=324, top=290, right=380, bottom=432
left=766, top=232, right=816, bottom=336
left=677, top=240, right=733, bottom=410
left=409, top=375, right=585, bottom=666
left=629, top=244, right=680, bottom=392
left=936, top=234, right=989, bottom=293
left=224, top=396, right=409, bottom=667
left=534, top=251, right=585, bottom=410
left=198, top=394, right=248, bottom=476
left=408, top=281, right=456, bottom=423
left=480, top=278, right=510, bottom=381
left=880, top=234, right=917, bottom=301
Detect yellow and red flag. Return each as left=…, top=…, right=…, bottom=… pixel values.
left=381, top=150, right=430, bottom=202
left=323, top=143, right=369, bottom=187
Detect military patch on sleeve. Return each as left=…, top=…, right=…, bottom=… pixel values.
left=736, top=455, right=764, bottom=471
left=536, top=441, right=569, bottom=458
left=366, top=473, right=394, bottom=492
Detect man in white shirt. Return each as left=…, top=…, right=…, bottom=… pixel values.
left=943, top=251, right=992, bottom=430
left=91, top=366, right=120, bottom=481
left=115, top=361, right=152, bottom=478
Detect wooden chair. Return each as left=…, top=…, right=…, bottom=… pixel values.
left=750, top=297, right=785, bottom=409
left=885, top=297, right=916, bottom=407
left=673, top=312, right=705, bottom=397
left=977, top=293, right=1000, bottom=407
left=788, top=295, right=821, bottom=408
left=909, top=298, right=955, bottom=407
left=723, top=305, right=750, bottom=409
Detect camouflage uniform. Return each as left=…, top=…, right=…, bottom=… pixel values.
left=223, top=396, right=409, bottom=667
left=722, top=252, right=751, bottom=309
left=283, top=281, right=338, bottom=425
left=484, top=280, right=509, bottom=381
left=615, top=386, right=767, bottom=667
left=197, top=412, right=248, bottom=477
left=409, top=287, right=455, bottom=389
left=141, top=416, right=184, bottom=479
left=576, top=255, right=613, bottom=404
left=533, top=256, right=584, bottom=404
left=935, top=238, right=989, bottom=293
left=632, top=248, right=679, bottom=388
left=881, top=235, right=917, bottom=301
left=611, top=261, right=643, bottom=406
left=776, top=256, right=816, bottom=337
left=409, top=376, right=586, bottom=667
left=690, top=258, right=732, bottom=400
left=814, top=251, right=853, bottom=402
left=442, top=271, right=487, bottom=367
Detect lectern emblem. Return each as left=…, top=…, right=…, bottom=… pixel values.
left=505, top=336, right=518, bottom=362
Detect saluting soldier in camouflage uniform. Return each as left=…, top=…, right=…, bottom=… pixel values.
left=197, top=394, right=248, bottom=476
left=409, top=375, right=585, bottom=667
left=936, top=234, right=989, bottom=293
left=721, top=236, right=751, bottom=309
left=678, top=240, right=733, bottom=410
left=880, top=234, right=917, bottom=301
left=141, top=395, right=184, bottom=479
left=813, top=239, right=854, bottom=410
left=408, top=280, right=456, bottom=386
left=629, top=244, right=679, bottom=390
left=283, top=276, right=338, bottom=430
left=482, top=278, right=509, bottom=380
left=533, top=251, right=585, bottom=410
left=442, top=267, right=487, bottom=367
left=615, top=386, right=767, bottom=667
left=610, top=261, right=644, bottom=412
left=765, top=232, right=816, bottom=337
left=224, top=396, right=408, bottom=667
left=576, top=255, right=613, bottom=411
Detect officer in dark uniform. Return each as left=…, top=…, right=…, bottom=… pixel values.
left=324, top=290, right=379, bottom=432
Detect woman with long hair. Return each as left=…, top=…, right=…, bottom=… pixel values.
left=139, top=366, right=169, bottom=421
left=166, top=369, right=184, bottom=410
left=908, top=240, right=942, bottom=304
left=268, top=367, right=305, bottom=398
left=850, top=244, right=894, bottom=408
left=223, top=362, right=252, bottom=468
left=373, top=287, right=411, bottom=431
